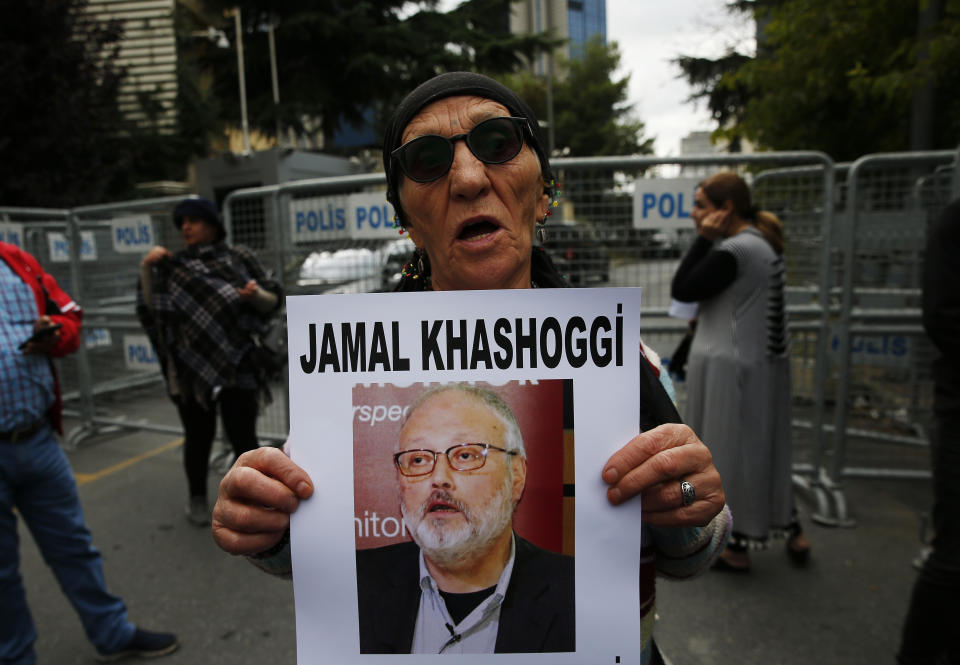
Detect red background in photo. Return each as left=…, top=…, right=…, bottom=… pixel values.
left=353, top=380, right=565, bottom=553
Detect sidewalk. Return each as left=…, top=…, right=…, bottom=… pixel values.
left=655, top=476, right=929, bottom=665
left=21, top=402, right=297, bottom=665
left=18, top=399, right=930, bottom=664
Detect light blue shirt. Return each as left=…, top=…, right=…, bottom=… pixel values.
left=0, top=259, right=55, bottom=430
left=411, top=535, right=517, bottom=654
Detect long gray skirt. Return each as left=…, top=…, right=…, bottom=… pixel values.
left=684, top=351, right=794, bottom=542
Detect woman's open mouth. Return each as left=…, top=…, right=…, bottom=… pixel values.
left=457, top=219, right=500, bottom=242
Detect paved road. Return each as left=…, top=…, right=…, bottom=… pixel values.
left=20, top=399, right=296, bottom=665
left=18, top=394, right=931, bottom=664
left=655, top=476, right=928, bottom=664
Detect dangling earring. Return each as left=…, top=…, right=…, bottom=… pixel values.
left=533, top=178, right=559, bottom=245
left=401, top=249, right=429, bottom=283
left=536, top=221, right=547, bottom=244
left=400, top=248, right=420, bottom=281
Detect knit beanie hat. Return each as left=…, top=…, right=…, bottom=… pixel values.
left=173, top=197, right=225, bottom=241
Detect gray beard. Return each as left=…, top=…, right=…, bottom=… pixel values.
left=401, top=478, right=515, bottom=569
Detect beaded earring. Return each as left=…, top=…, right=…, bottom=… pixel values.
left=391, top=213, right=405, bottom=235
left=400, top=248, right=427, bottom=283
left=543, top=178, right=560, bottom=221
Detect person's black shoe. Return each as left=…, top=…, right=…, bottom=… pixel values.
left=95, top=628, right=179, bottom=661
left=786, top=532, right=812, bottom=567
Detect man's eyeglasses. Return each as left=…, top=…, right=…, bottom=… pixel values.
left=391, top=116, right=529, bottom=184
left=394, top=443, right=518, bottom=477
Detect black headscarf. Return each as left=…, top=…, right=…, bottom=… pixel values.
left=382, top=71, right=555, bottom=230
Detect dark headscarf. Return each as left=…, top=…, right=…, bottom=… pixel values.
left=382, top=71, right=554, bottom=229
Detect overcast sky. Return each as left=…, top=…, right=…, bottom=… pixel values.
left=435, top=1, right=753, bottom=155
left=605, top=0, right=753, bottom=155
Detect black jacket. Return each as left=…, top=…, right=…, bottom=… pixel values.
left=356, top=535, right=575, bottom=653
left=923, top=198, right=960, bottom=415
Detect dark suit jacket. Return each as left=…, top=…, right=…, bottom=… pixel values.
left=356, top=534, right=575, bottom=653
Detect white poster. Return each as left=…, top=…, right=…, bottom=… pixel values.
left=288, top=288, right=645, bottom=664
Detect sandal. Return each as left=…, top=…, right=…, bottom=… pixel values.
left=713, top=547, right=751, bottom=572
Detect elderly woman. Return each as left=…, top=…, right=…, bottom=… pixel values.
left=212, top=73, right=729, bottom=663
left=137, top=197, right=283, bottom=527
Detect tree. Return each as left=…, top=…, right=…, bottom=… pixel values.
left=0, top=0, right=135, bottom=206
left=505, top=37, right=653, bottom=158
left=192, top=0, right=558, bottom=151
left=552, top=37, right=653, bottom=157
left=672, top=52, right=752, bottom=152
left=505, top=38, right=654, bottom=227
left=675, top=0, right=960, bottom=160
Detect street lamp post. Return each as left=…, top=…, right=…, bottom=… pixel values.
left=225, top=7, right=251, bottom=155
left=266, top=19, right=282, bottom=145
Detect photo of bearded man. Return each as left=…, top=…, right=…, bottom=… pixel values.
left=352, top=381, right=574, bottom=654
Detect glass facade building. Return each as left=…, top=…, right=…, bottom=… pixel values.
left=567, top=0, right=606, bottom=58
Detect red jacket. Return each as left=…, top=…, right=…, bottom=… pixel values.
left=0, top=242, right=83, bottom=434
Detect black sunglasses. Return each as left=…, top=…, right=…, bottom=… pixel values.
left=391, top=116, right=530, bottom=183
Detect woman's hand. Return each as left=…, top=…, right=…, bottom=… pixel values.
left=237, top=280, right=259, bottom=301
left=602, top=423, right=725, bottom=527
left=212, top=447, right=314, bottom=556
left=697, top=209, right=731, bottom=241
left=141, top=246, right=172, bottom=266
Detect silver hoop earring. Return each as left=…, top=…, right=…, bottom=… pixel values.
left=535, top=223, right=547, bottom=244
left=417, top=254, right=425, bottom=275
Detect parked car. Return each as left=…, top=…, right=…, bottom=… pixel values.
left=296, top=238, right=416, bottom=294
left=644, top=229, right=683, bottom=258
left=541, top=220, right=611, bottom=285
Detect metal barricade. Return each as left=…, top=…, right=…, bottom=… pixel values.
left=69, top=196, right=291, bottom=446
left=1, top=197, right=293, bottom=448
left=9, top=146, right=955, bottom=532
left=818, top=150, right=959, bottom=525
left=223, top=153, right=832, bottom=347
left=222, top=150, right=837, bottom=501
left=61, top=196, right=200, bottom=447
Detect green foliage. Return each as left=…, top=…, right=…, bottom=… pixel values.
left=193, top=0, right=558, bottom=150
left=505, top=38, right=653, bottom=227
left=673, top=52, right=752, bottom=151
left=675, top=0, right=960, bottom=160
left=0, top=0, right=135, bottom=206
left=0, top=0, right=217, bottom=206
left=505, top=38, right=653, bottom=158
left=553, top=37, right=652, bottom=157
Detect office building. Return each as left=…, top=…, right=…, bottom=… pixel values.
left=510, top=0, right=606, bottom=76
left=84, top=0, right=177, bottom=133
